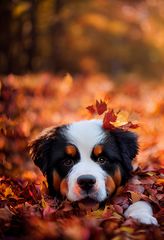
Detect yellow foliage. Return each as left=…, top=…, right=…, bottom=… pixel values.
left=13, top=2, right=31, bottom=18
left=128, top=191, right=141, bottom=203
left=4, top=187, right=14, bottom=197
left=80, top=13, right=127, bottom=35
left=120, top=226, right=134, bottom=234
left=113, top=111, right=129, bottom=127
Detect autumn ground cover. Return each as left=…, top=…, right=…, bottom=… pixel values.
left=0, top=73, right=164, bottom=240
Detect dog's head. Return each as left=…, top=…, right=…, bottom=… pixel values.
left=29, top=120, right=138, bottom=209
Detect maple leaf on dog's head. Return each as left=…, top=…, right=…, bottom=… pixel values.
left=86, top=105, right=96, bottom=114
left=96, top=100, right=107, bottom=115
left=86, top=99, right=138, bottom=132
left=86, top=99, right=107, bottom=115
left=119, top=122, right=139, bottom=131
left=103, top=110, right=117, bottom=130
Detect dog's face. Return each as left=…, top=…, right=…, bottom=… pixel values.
left=29, top=120, right=138, bottom=208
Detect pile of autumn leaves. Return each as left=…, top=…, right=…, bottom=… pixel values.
left=0, top=168, right=163, bottom=239
left=0, top=76, right=164, bottom=240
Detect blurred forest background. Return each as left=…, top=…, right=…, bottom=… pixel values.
left=1, top=0, right=164, bottom=78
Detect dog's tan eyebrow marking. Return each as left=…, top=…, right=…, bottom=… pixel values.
left=65, top=144, right=77, bottom=156
left=93, top=144, right=103, bottom=156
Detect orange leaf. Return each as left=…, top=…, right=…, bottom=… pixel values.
left=156, top=178, right=164, bottom=184
left=128, top=191, right=142, bottom=203
left=4, top=187, right=14, bottom=197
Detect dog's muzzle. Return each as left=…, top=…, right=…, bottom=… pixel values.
left=77, top=174, right=96, bottom=192
left=76, top=174, right=100, bottom=210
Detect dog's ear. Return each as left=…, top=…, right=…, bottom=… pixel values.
left=110, top=129, right=138, bottom=171
left=29, top=127, right=56, bottom=174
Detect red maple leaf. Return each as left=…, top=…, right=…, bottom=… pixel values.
left=86, top=105, right=96, bottom=114
left=119, top=122, right=139, bottom=131
left=96, top=100, right=107, bottom=115
left=103, top=110, right=117, bottom=130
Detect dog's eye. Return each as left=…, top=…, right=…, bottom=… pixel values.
left=97, top=156, right=107, bottom=164
left=63, top=159, right=74, bottom=167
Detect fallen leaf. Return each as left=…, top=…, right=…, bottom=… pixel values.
left=120, top=226, right=134, bottom=234
left=96, top=100, right=107, bottom=115
left=86, top=105, right=96, bottom=114
left=103, top=110, right=117, bottom=129
left=127, top=191, right=142, bottom=203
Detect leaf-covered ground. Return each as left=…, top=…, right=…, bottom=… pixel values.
left=0, top=74, right=164, bottom=240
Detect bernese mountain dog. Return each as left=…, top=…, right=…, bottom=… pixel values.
left=29, top=120, right=158, bottom=225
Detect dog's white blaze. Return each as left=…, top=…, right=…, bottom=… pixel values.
left=64, top=120, right=107, bottom=201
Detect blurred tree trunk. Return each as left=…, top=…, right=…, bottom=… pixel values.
left=27, top=0, right=37, bottom=71
left=52, top=0, right=66, bottom=72
left=55, top=0, right=65, bottom=13
left=0, top=1, right=37, bottom=73
left=0, top=1, right=12, bottom=73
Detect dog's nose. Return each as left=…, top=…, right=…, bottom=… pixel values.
left=77, top=175, right=96, bottom=191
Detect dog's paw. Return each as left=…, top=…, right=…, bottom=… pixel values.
left=128, top=213, right=158, bottom=225
left=124, top=201, right=158, bottom=225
